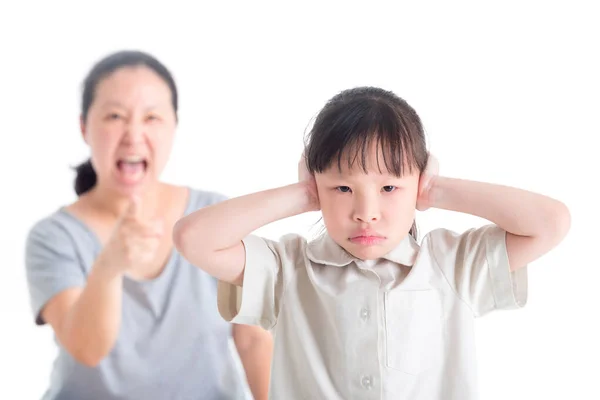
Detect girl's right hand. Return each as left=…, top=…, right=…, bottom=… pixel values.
left=416, top=154, right=439, bottom=211
left=298, top=153, right=320, bottom=212
left=98, top=196, right=164, bottom=275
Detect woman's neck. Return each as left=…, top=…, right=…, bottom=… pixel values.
left=84, top=182, right=164, bottom=220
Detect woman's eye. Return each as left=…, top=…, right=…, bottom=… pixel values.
left=382, top=186, right=396, bottom=193
left=147, top=115, right=160, bottom=122
left=336, top=186, right=351, bottom=193
left=107, top=113, right=121, bottom=120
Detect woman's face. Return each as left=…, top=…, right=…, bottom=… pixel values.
left=81, top=66, right=177, bottom=197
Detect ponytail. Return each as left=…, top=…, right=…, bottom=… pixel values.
left=73, top=159, right=97, bottom=196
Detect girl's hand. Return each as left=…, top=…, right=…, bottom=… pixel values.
left=298, top=153, right=320, bottom=212
left=416, top=154, right=439, bottom=211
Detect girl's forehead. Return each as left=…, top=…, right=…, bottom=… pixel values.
left=327, top=146, right=416, bottom=176
left=320, top=163, right=418, bottom=180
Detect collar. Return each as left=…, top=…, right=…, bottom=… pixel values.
left=306, top=232, right=420, bottom=267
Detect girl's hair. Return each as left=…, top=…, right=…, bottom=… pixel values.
left=74, top=50, right=179, bottom=196
left=304, top=86, right=429, bottom=240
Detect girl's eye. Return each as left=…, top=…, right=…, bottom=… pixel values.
left=336, top=186, right=351, bottom=193
left=382, top=186, right=396, bottom=193
left=146, top=115, right=160, bottom=122
left=107, top=113, right=122, bottom=120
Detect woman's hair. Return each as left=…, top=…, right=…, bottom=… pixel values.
left=304, top=86, right=429, bottom=239
left=74, top=50, right=179, bottom=196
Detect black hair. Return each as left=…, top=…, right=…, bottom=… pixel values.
left=304, top=86, right=428, bottom=240
left=74, top=50, right=178, bottom=196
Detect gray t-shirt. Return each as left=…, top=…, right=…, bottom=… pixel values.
left=25, top=188, right=248, bottom=400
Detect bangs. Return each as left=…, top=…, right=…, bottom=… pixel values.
left=306, top=96, right=424, bottom=177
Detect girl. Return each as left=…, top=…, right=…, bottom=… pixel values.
left=173, top=86, right=570, bottom=399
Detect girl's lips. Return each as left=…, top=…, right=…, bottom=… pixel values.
left=349, top=235, right=386, bottom=246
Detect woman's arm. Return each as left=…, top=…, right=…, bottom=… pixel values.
left=42, top=261, right=124, bottom=367
left=42, top=197, right=164, bottom=367
left=425, top=176, right=571, bottom=271
left=232, top=324, right=273, bottom=400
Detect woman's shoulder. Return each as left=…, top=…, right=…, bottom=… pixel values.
left=25, top=206, right=84, bottom=252
left=184, top=186, right=229, bottom=211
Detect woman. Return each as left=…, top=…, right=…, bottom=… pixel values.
left=24, top=50, right=272, bottom=400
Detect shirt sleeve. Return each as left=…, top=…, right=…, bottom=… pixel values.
left=24, top=218, right=86, bottom=325
left=425, top=224, right=528, bottom=318
left=217, top=233, right=305, bottom=330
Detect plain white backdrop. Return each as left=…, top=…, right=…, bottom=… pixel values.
left=1, top=1, right=597, bottom=399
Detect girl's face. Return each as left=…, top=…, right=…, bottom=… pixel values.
left=315, top=142, right=420, bottom=260
left=81, top=66, right=177, bottom=197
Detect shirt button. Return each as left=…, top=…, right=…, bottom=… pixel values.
left=361, top=375, right=373, bottom=389
left=360, top=308, right=370, bottom=321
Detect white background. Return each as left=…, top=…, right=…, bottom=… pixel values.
left=1, top=1, right=597, bottom=399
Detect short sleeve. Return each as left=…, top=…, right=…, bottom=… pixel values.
left=24, top=218, right=86, bottom=325
left=217, top=234, right=305, bottom=330
left=425, top=224, right=528, bottom=317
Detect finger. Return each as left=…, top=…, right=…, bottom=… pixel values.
left=125, top=195, right=143, bottom=219
left=131, top=236, right=161, bottom=251
left=298, top=154, right=311, bottom=182
left=138, top=219, right=164, bottom=238
left=426, top=154, right=439, bottom=176
left=418, top=173, right=432, bottom=197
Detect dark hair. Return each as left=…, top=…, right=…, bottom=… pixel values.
left=304, top=86, right=428, bottom=240
left=74, top=50, right=179, bottom=196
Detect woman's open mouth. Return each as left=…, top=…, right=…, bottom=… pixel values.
left=116, top=155, right=148, bottom=184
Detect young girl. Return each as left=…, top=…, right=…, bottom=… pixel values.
left=174, top=86, right=570, bottom=399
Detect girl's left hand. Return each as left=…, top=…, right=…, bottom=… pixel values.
left=416, top=154, right=439, bottom=211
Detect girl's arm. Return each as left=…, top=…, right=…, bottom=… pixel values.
left=173, top=182, right=318, bottom=285
left=424, top=176, right=571, bottom=271
left=232, top=324, right=273, bottom=400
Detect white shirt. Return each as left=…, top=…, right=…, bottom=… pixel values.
left=218, top=224, right=528, bottom=400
